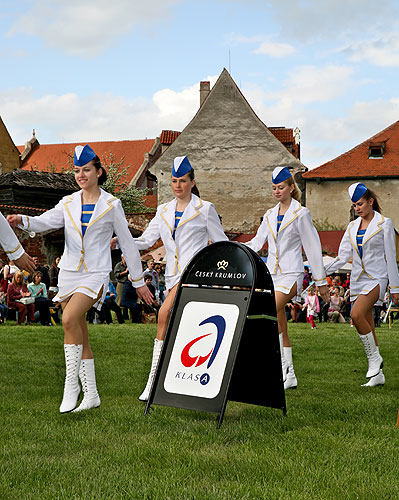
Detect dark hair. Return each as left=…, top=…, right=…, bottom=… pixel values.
left=362, top=188, right=382, bottom=213
left=188, top=168, right=200, bottom=197
left=92, top=155, right=107, bottom=185
left=32, top=270, right=42, bottom=281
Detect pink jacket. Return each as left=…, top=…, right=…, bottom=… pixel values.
left=304, top=294, right=320, bottom=315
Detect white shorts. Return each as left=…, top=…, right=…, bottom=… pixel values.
left=350, top=276, right=388, bottom=306
left=272, top=272, right=303, bottom=300
left=54, top=269, right=109, bottom=310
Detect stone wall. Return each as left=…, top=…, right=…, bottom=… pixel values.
left=0, top=117, right=20, bottom=173
left=152, top=70, right=305, bottom=233
left=306, top=178, right=399, bottom=230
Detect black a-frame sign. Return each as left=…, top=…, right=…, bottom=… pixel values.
left=145, top=241, right=286, bottom=427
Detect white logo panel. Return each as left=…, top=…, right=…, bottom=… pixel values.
left=164, top=301, right=240, bottom=398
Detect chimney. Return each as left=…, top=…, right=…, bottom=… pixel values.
left=199, top=81, right=210, bottom=107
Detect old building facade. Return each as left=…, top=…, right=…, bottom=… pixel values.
left=151, top=69, right=304, bottom=233
left=303, top=121, right=399, bottom=230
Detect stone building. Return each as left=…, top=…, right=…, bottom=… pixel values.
left=151, top=69, right=304, bottom=233
left=0, top=117, right=20, bottom=174
left=303, top=120, right=399, bottom=230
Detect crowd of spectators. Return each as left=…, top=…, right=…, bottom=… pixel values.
left=0, top=253, right=167, bottom=327
left=287, top=269, right=391, bottom=328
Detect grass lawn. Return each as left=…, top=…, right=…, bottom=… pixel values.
left=1, top=320, right=399, bottom=500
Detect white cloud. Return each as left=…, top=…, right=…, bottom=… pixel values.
left=7, top=0, right=181, bottom=57
left=0, top=76, right=218, bottom=145
left=339, top=33, right=399, bottom=67
left=253, top=41, right=295, bottom=58
left=268, top=64, right=356, bottom=105
left=226, top=32, right=295, bottom=58
left=260, top=0, right=398, bottom=42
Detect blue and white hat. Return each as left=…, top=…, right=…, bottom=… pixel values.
left=74, top=144, right=96, bottom=167
left=172, top=156, right=192, bottom=178
left=348, top=182, right=368, bottom=202
left=272, top=166, right=292, bottom=184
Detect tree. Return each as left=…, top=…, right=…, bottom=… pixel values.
left=100, top=152, right=150, bottom=214
left=61, top=151, right=151, bottom=213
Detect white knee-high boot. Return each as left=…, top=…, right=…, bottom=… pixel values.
left=361, top=346, right=385, bottom=386
left=284, top=346, right=297, bottom=390
left=358, top=332, right=383, bottom=378
left=139, top=338, right=163, bottom=402
left=279, top=333, right=288, bottom=383
left=59, top=344, right=82, bottom=413
left=73, top=359, right=101, bottom=412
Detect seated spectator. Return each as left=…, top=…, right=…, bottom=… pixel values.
left=101, top=281, right=125, bottom=324
left=342, top=272, right=351, bottom=289
left=0, top=290, right=8, bottom=323
left=29, top=256, right=50, bottom=291
left=327, top=288, right=345, bottom=323
left=3, top=259, right=19, bottom=291
left=49, top=256, right=60, bottom=290
left=7, top=271, right=35, bottom=325
left=27, top=270, right=52, bottom=326
left=330, top=277, right=344, bottom=297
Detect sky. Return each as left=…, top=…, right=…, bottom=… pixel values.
left=1, top=0, right=399, bottom=169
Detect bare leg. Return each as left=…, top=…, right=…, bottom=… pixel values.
left=275, top=282, right=298, bottom=348
left=156, top=284, right=178, bottom=341
left=60, top=290, right=102, bottom=345
left=350, top=286, right=379, bottom=336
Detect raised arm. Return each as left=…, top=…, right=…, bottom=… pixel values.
left=298, top=209, right=327, bottom=286
left=207, top=203, right=228, bottom=242
left=383, top=218, right=399, bottom=295
left=325, top=227, right=353, bottom=276
left=245, top=216, right=268, bottom=253
left=112, top=200, right=153, bottom=305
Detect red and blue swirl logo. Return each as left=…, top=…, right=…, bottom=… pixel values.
left=180, top=315, right=225, bottom=384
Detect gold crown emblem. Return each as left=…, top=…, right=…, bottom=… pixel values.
left=217, top=260, right=228, bottom=270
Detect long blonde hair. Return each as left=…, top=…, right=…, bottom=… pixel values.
left=12, top=270, right=25, bottom=286
left=285, top=176, right=301, bottom=202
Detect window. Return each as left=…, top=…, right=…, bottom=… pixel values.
left=368, top=142, right=384, bottom=158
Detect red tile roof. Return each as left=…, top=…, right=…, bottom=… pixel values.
left=303, top=121, right=399, bottom=179
left=19, top=139, right=156, bottom=185
left=160, top=130, right=180, bottom=145
left=269, top=127, right=294, bottom=143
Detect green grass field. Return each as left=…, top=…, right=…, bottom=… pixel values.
left=1, top=320, right=399, bottom=500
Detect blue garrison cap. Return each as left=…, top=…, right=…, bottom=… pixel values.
left=74, top=144, right=96, bottom=167
left=172, top=156, right=192, bottom=178
left=272, top=166, right=292, bottom=184
left=348, top=182, right=368, bottom=202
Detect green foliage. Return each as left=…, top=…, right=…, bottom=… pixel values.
left=100, top=152, right=150, bottom=214
left=63, top=150, right=150, bottom=213
left=1, top=322, right=399, bottom=499
left=313, top=217, right=346, bottom=231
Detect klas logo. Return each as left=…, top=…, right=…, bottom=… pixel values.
left=179, top=315, right=225, bottom=386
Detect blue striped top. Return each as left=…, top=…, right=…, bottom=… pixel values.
left=356, top=229, right=366, bottom=258
left=277, top=214, right=284, bottom=233
left=173, top=211, right=184, bottom=239
left=81, top=204, right=95, bottom=236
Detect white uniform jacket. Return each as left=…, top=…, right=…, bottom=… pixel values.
left=0, top=212, right=25, bottom=260
left=17, top=189, right=145, bottom=287
left=246, top=198, right=327, bottom=286
left=325, top=211, right=399, bottom=294
left=134, top=194, right=228, bottom=289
